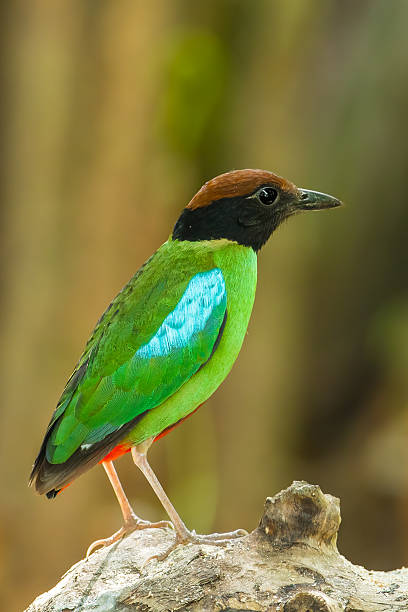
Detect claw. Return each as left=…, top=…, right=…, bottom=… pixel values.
left=141, top=528, right=247, bottom=568
left=191, top=528, right=248, bottom=541
left=86, top=518, right=173, bottom=557
left=86, top=528, right=125, bottom=557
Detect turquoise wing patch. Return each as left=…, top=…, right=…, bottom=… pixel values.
left=47, top=268, right=227, bottom=464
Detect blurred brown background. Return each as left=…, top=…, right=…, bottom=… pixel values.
left=1, top=1, right=408, bottom=609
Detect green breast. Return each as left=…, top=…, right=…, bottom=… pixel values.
left=125, top=240, right=257, bottom=445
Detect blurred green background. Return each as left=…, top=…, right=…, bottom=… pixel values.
left=1, top=1, right=408, bottom=609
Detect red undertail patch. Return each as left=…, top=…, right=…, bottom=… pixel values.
left=98, top=404, right=204, bottom=464
left=100, top=443, right=131, bottom=463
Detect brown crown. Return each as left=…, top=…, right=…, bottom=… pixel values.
left=186, top=169, right=297, bottom=210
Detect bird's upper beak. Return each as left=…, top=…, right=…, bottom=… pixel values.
left=295, top=188, right=343, bottom=211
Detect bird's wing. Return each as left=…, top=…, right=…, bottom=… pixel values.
left=39, top=248, right=226, bottom=473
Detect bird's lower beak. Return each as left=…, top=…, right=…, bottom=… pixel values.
left=296, top=188, right=343, bottom=211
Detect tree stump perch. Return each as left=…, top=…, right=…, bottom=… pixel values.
left=26, top=481, right=408, bottom=611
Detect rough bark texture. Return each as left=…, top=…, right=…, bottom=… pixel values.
left=26, top=481, right=408, bottom=611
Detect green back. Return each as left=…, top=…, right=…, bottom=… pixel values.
left=45, top=240, right=229, bottom=464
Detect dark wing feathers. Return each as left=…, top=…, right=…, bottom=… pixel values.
left=42, top=414, right=145, bottom=497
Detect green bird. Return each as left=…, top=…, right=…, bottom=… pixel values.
left=30, top=169, right=341, bottom=559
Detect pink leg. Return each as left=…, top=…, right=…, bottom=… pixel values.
left=131, top=446, right=247, bottom=563
left=86, top=460, right=172, bottom=556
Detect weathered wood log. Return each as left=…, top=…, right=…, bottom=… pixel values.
left=26, top=481, right=408, bottom=611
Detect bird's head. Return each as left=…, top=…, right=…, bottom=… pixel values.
left=173, top=169, right=342, bottom=251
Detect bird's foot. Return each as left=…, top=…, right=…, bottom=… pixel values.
left=86, top=513, right=173, bottom=557
left=142, top=527, right=247, bottom=567
left=188, top=528, right=248, bottom=542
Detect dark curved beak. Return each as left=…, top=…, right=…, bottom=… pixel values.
left=296, top=188, right=343, bottom=211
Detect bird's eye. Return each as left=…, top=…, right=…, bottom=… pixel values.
left=257, top=187, right=278, bottom=205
